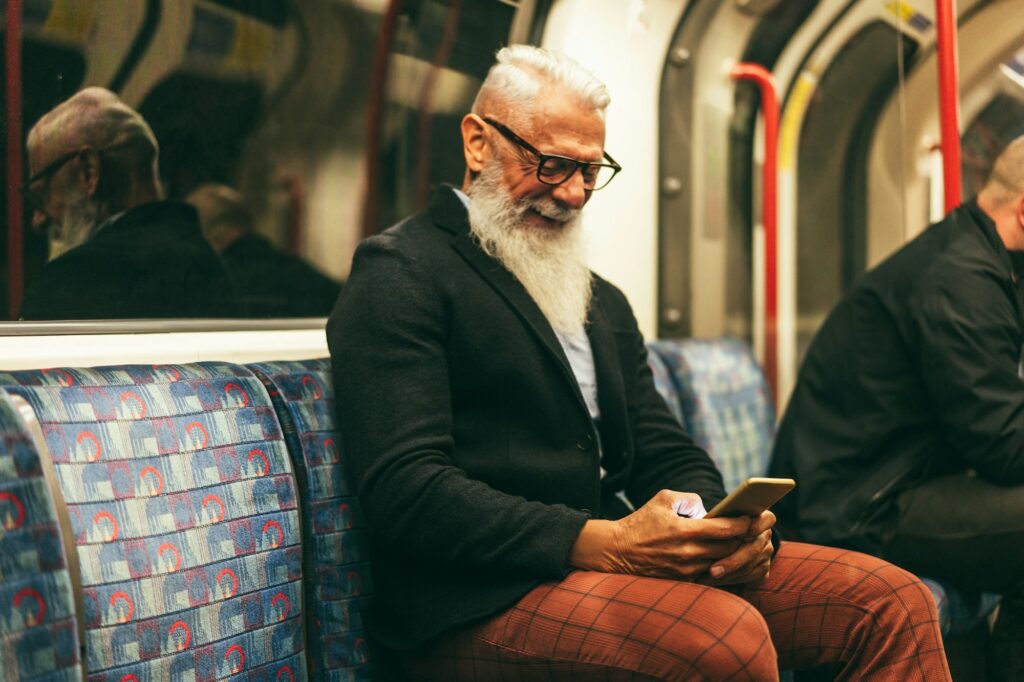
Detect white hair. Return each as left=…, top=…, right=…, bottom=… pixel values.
left=472, top=45, right=610, bottom=122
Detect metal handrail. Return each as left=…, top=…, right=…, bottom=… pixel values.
left=730, top=62, right=779, bottom=405
left=935, top=0, right=962, bottom=212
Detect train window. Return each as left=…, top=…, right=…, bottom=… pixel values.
left=795, top=21, right=916, bottom=358
left=2, top=0, right=529, bottom=325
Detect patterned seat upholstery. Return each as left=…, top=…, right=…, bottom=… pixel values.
left=0, top=388, right=81, bottom=682
left=645, top=348, right=683, bottom=426
left=647, top=338, right=774, bottom=493
left=249, top=360, right=371, bottom=682
left=647, top=337, right=999, bottom=639
left=0, top=363, right=306, bottom=682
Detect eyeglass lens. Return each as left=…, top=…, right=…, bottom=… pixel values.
left=538, top=156, right=616, bottom=190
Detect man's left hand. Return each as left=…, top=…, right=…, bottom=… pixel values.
left=700, top=510, right=775, bottom=587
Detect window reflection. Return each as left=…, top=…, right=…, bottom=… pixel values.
left=2, top=0, right=521, bottom=322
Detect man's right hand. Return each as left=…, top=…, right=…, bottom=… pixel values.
left=570, top=490, right=752, bottom=581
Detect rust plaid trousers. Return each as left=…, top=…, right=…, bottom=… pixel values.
left=403, top=542, right=951, bottom=681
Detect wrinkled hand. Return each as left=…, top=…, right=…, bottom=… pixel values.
left=573, top=490, right=753, bottom=581
left=700, top=510, right=775, bottom=587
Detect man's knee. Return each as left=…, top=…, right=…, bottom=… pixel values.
left=654, top=591, right=778, bottom=682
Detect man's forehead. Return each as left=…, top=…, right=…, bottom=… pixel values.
left=519, top=97, right=606, bottom=160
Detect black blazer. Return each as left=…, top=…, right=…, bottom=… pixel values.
left=21, top=201, right=237, bottom=320
left=327, top=187, right=726, bottom=650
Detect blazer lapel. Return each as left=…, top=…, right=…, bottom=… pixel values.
left=432, top=187, right=588, bottom=412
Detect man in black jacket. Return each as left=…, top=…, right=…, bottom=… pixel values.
left=20, top=88, right=236, bottom=320
left=770, top=137, right=1024, bottom=677
left=329, top=45, right=949, bottom=680
left=186, top=183, right=341, bottom=317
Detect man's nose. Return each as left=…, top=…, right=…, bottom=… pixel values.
left=551, top=169, right=588, bottom=210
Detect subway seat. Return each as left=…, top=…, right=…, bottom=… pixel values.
left=0, top=387, right=82, bottom=681
left=645, top=337, right=1000, bottom=639
left=0, top=364, right=306, bottom=682
left=248, top=360, right=371, bottom=682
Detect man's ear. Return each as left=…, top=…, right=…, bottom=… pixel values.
left=77, top=147, right=102, bottom=198
left=461, top=113, right=488, bottom=173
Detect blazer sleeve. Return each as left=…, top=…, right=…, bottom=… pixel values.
left=327, top=234, right=588, bottom=577
left=600, top=285, right=728, bottom=510
left=909, top=267, right=1024, bottom=484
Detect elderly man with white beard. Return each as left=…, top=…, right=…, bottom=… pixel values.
left=19, top=87, right=235, bottom=319
left=328, top=45, right=951, bottom=681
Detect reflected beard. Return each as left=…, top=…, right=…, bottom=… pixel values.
left=49, top=191, right=98, bottom=260
left=467, top=164, right=592, bottom=334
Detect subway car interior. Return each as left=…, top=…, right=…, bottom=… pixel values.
left=1, top=0, right=1023, bottom=679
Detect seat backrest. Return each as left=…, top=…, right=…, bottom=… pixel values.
left=647, top=339, right=775, bottom=492
left=645, top=348, right=684, bottom=426
left=0, top=363, right=306, bottom=681
left=0, top=387, right=82, bottom=681
left=249, top=360, right=372, bottom=681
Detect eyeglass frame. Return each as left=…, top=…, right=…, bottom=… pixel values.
left=481, top=117, right=622, bottom=191
left=20, top=148, right=86, bottom=213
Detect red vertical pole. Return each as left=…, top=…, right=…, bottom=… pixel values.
left=730, top=63, right=779, bottom=406
left=935, top=0, right=962, bottom=212
left=6, top=0, right=24, bottom=319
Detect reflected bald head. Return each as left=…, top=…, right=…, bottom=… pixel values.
left=185, top=183, right=253, bottom=253
left=28, top=87, right=161, bottom=202
left=981, top=135, right=1024, bottom=206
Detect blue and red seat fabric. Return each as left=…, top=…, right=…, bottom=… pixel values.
left=249, top=360, right=371, bottom=682
left=0, top=364, right=305, bottom=682
left=0, top=387, right=81, bottom=682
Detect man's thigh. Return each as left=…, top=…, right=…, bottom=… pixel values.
left=402, top=571, right=779, bottom=682
left=739, top=541, right=948, bottom=679
left=881, top=472, right=1024, bottom=593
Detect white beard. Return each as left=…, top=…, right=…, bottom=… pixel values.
left=48, top=187, right=99, bottom=260
left=467, top=163, right=592, bottom=334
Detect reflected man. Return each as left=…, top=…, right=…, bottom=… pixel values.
left=770, top=136, right=1024, bottom=678
left=186, top=183, right=341, bottom=317
left=20, top=87, right=235, bottom=320
left=329, top=45, right=950, bottom=680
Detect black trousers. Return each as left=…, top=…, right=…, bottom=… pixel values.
left=881, top=472, right=1024, bottom=595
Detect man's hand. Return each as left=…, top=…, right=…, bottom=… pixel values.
left=570, top=490, right=757, bottom=581
left=701, top=510, right=775, bottom=587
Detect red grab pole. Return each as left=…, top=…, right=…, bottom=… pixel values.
left=730, top=63, right=780, bottom=405
left=6, top=0, right=24, bottom=319
left=935, top=0, right=962, bottom=212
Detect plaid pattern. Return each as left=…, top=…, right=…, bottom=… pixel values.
left=0, top=388, right=82, bottom=681
left=1, top=363, right=305, bottom=682
left=647, top=339, right=774, bottom=494
left=249, top=360, right=371, bottom=682
left=403, top=541, right=950, bottom=681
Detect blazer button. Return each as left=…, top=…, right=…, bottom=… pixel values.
left=577, top=434, right=593, bottom=451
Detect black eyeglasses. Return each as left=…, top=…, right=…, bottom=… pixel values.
left=482, top=117, right=622, bottom=191
left=21, top=150, right=81, bottom=212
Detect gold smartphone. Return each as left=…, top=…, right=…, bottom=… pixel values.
left=704, top=477, right=796, bottom=519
